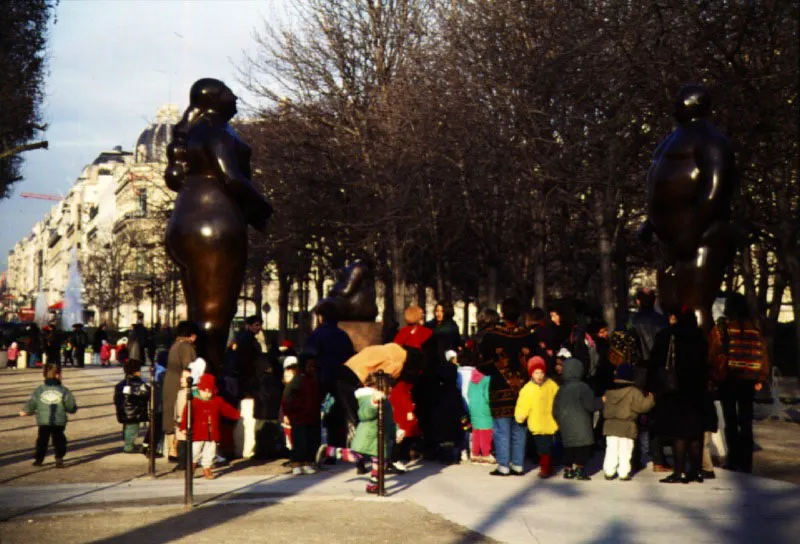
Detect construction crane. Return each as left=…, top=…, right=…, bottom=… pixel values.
left=20, top=193, right=63, bottom=201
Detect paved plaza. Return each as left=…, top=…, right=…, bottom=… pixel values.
left=1, top=366, right=799, bottom=543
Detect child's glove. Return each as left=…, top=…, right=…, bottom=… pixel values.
left=396, top=429, right=406, bottom=443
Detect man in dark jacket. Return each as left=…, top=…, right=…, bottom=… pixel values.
left=234, top=315, right=264, bottom=399
left=630, top=288, right=669, bottom=471
left=92, top=323, right=108, bottom=366
left=71, top=324, right=89, bottom=368
left=303, top=302, right=355, bottom=448
left=114, top=359, right=150, bottom=453
left=128, top=312, right=151, bottom=364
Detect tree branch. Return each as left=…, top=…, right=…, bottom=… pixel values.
left=0, top=141, right=49, bottom=160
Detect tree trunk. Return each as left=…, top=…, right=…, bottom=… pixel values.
left=462, top=298, right=470, bottom=337
left=741, top=246, right=762, bottom=330
left=436, top=260, right=445, bottom=303
left=253, top=269, right=264, bottom=324
left=390, top=239, right=406, bottom=325
left=595, top=201, right=616, bottom=332
left=614, top=233, right=629, bottom=323
left=416, top=283, right=427, bottom=312
left=486, top=265, right=499, bottom=311
left=278, top=271, right=290, bottom=339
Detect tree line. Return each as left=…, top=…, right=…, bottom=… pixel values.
left=237, top=0, right=797, bottom=353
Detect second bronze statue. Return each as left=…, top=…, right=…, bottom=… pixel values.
left=165, top=78, right=272, bottom=372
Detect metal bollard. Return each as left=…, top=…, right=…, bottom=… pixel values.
left=184, top=376, right=194, bottom=510
left=148, top=362, right=156, bottom=478
left=376, top=370, right=386, bottom=497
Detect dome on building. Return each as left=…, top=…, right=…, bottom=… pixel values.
left=135, top=104, right=180, bottom=164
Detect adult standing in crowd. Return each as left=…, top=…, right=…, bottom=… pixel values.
left=92, top=323, right=108, bottom=366
left=649, top=307, right=709, bottom=483
left=425, top=301, right=461, bottom=364
left=234, top=315, right=264, bottom=399
left=163, top=320, right=198, bottom=466
left=303, top=302, right=355, bottom=448
left=43, top=326, right=61, bottom=367
left=71, top=323, right=89, bottom=368
left=26, top=323, right=42, bottom=368
left=477, top=298, right=534, bottom=476
left=128, top=311, right=151, bottom=364
left=712, top=294, right=770, bottom=474
left=630, top=288, right=669, bottom=470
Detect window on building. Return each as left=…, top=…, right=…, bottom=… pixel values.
left=135, top=254, right=146, bottom=276
left=136, top=190, right=147, bottom=216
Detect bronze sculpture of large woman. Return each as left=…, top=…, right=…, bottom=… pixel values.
left=165, top=78, right=272, bottom=372
left=639, top=84, right=740, bottom=331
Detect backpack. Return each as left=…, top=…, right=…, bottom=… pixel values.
left=609, top=329, right=642, bottom=367
left=568, top=325, right=599, bottom=379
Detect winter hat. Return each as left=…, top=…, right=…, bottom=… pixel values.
left=557, top=347, right=572, bottom=359
left=445, top=350, right=458, bottom=363
left=283, top=355, right=299, bottom=369
left=527, top=356, right=547, bottom=377
left=614, top=363, right=635, bottom=384
left=197, top=373, right=217, bottom=393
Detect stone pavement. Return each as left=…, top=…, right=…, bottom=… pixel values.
left=2, top=366, right=800, bottom=543
left=1, top=460, right=798, bottom=543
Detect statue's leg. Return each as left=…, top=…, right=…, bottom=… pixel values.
left=672, top=223, right=738, bottom=331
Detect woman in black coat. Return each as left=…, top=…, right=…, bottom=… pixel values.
left=649, top=307, right=709, bottom=483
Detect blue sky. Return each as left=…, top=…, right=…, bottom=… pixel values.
left=0, top=0, right=290, bottom=269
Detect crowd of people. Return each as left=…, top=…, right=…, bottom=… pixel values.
left=17, top=290, right=770, bottom=490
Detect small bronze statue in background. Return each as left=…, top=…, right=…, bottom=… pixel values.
left=639, top=84, right=740, bottom=330
left=165, top=78, right=272, bottom=372
left=317, top=260, right=379, bottom=322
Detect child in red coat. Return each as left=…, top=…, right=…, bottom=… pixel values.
left=180, top=374, right=240, bottom=479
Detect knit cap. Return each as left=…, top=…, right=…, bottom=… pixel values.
left=445, top=350, right=458, bottom=363
left=197, top=373, right=217, bottom=393
left=527, top=356, right=546, bottom=377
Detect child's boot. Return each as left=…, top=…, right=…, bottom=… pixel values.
left=563, top=465, right=576, bottom=479
left=203, top=467, right=216, bottom=480
left=366, top=483, right=379, bottom=494
left=538, top=454, right=553, bottom=478
left=574, top=466, right=591, bottom=481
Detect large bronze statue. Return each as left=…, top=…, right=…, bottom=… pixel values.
left=165, top=78, right=272, bottom=371
left=316, top=260, right=379, bottom=322
left=639, top=84, right=740, bottom=330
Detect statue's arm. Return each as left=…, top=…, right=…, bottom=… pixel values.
left=206, top=129, right=273, bottom=229
left=694, top=140, right=737, bottom=230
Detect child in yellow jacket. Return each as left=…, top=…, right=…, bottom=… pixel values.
left=515, top=356, right=559, bottom=478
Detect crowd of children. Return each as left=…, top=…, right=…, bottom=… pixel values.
left=15, top=291, right=768, bottom=494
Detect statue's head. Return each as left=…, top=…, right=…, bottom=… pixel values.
left=189, top=78, right=238, bottom=121
left=674, top=84, right=711, bottom=123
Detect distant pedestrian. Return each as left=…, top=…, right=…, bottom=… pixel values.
left=7, top=341, right=20, bottom=369
left=553, top=358, right=603, bottom=481
left=100, top=340, right=112, bottom=367
left=92, top=323, right=109, bottom=366
left=515, top=356, right=559, bottom=478
left=180, top=373, right=240, bottom=480
left=163, top=321, right=198, bottom=467
left=601, top=364, right=655, bottom=481
left=114, top=359, right=150, bottom=453
left=19, top=363, right=78, bottom=468
left=71, top=323, right=89, bottom=368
